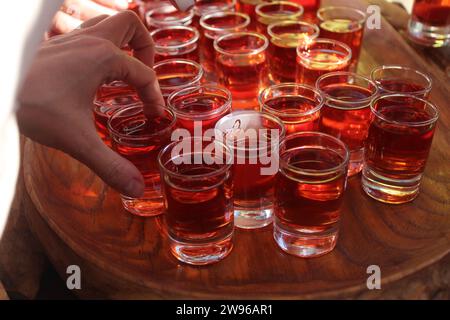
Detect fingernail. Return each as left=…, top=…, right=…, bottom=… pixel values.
left=126, top=178, right=145, bottom=198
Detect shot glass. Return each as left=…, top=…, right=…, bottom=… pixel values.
left=145, top=2, right=194, bottom=30
left=408, top=0, right=450, bottom=47
left=151, top=26, right=200, bottom=62
left=317, top=6, right=367, bottom=71
left=200, top=11, right=250, bottom=73
left=154, top=59, right=204, bottom=101
left=168, top=85, right=232, bottom=135
left=214, top=32, right=269, bottom=110
left=371, top=65, right=433, bottom=98
left=296, top=38, right=352, bottom=86
left=316, top=72, right=379, bottom=176
left=108, top=104, right=176, bottom=217
left=215, top=110, right=286, bottom=229
left=158, top=138, right=234, bottom=265
left=362, top=94, right=439, bottom=204
left=193, top=0, right=237, bottom=28
left=274, top=132, right=350, bottom=258
left=255, top=1, right=304, bottom=35
left=267, top=21, right=320, bottom=83
left=93, top=93, right=140, bottom=147
left=259, top=83, right=323, bottom=134
left=236, top=0, right=270, bottom=30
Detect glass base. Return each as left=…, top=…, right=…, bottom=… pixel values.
left=362, top=166, right=421, bottom=204
left=121, top=190, right=164, bottom=217
left=234, top=207, right=273, bottom=229
left=348, top=148, right=364, bottom=177
left=169, top=231, right=233, bottom=266
left=408, top=18, right=450, bottom=48
left=273, top=221, right=338, bottom=258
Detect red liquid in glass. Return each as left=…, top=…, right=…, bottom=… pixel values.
left=275, top=148, right=346, bottom=230
left=289, top=0, right=321, bottom=22
left=264, top=96, right=320, bottom=134
left=376, top=79, right=430, bottom=97
left=319, top=84, right=373, bottom=151
left=153, top=28, right=199, bottom=62
left=365, top=105, right=436, bottom=180
left=164, top=165, right=234, bottom=239
left=412, top=0, right=450, bottom=26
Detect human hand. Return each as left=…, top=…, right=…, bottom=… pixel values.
left=18, top=11, right=165, bottom=198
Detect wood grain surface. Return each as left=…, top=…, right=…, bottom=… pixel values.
left=22, top=0, right=450, bottom=299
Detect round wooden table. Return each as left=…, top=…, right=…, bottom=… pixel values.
left=22, top=0, right=450, bottom=299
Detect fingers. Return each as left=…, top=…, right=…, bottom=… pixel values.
left=51, top=11, right=83, bottom=35
left=86, top=11, right=155, bottom=67
left=63, top=0, right=117, bottom=21
left=78, top=14, right=109, bottom=29
left=110, top=52, right=165, bottom=116
left=93, top=0, right=130, bottom=10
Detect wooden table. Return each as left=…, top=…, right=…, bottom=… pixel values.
left=21, top=0, right=450, bottom=299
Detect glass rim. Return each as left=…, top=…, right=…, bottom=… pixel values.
left=317, top=6, right=367, bottom=24
left=214, top=110, right=287, bottom=152
left=370, top=65, right=433, bottom=95
left=200, top=11, right=251, bottom=34
left=259, top=83, right=324, bottom=118
left=194, top=0, right=237, bottom=17
left=214, top=31, right=269, bottom=57
left=296, top=38, right=352, bottom=66
left=370, top=93, right=439, bottom=127
left=267, top=20, right=320, bottom=42
left=255, top=1, right=304, bottom=21
left=167, top=85, right=232, bottom=120
left=280, top=131, right=350, bottom=176
left=107, top=104, right=177, bottom=140
left=94, top=97, right=141, bottom=115
left=154, top=58, right=204, bottom=90
left=146, top=4, right=194, bottom=27
left=150, top=26, right=200, bottom=50
left=158, top=137, right=233, bottom=179
left=316, top=71, right=379, bottom=109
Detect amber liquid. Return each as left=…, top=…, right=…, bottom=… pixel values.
left=296, top=49, right=351, bottom=86
left=376, top=79, right=430, bottom=98
left=365, top=105, right=436, bottom=180
left=319, top=19, right=364, bottom=69
left=275, top=148, right=346, bottom=230
left=236, top=0, right=267, bottom=30
left=158, top=72, right=202, bottom=101
left=164, top=165, right=234, bottom=240
left=263, top=96, right=320, bottom=134
left=412, top=0, right=450, bottom=26
left=289, top=0, right=321, bottom=22
left=153, top=28, right=199, bottom=62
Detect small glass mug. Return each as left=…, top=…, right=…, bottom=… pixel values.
left=267, top=20, right=320, bottom=83
left=316, top=71, right=379, bottom=176
left=145, top=2, right=194, bottom=30
left=274, top=132, right=350, bottom=258
left=408, top=0, right=450, bottom=47
left=317, top=6, right=367, bottom=71
left=214, top=32, right=269, bottom=110
left=255, top=1, right=304, bottom=35
left=296, top=38, right=352, bottom=86
left=215, top=110, right=286, bottom=229
left=370, top=65, right=433, bottom=98
left=168, top=85, right=232, bottom=135
left=154, top=59, right=204, bottom=101
left=158, top=138, right=234, bottom=265
left=151, top=26, right=200, bottom=62
left=259, top=83, right=323, bottom=134
left=362, top=94, right=439, bottom=204
left=108, top=104, right=177, bottom=217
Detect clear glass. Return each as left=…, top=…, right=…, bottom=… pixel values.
left=296, top=38, right=352, bottom=86
left=316, top=72, right=379, bottom=176
left=362, top=94, right=439, bottom=204
left=158, top=138, right=234, bottom=265
left=168, top=85, right=232, bottom=135
left=408, top=0, right=450, bottom=47
left=371, top=65, right=433, bottom=98
left=317, top=6, right=367, bottom=71
left=108, top=104, right=176, bottom=217
left=236, top=0, right=271, bottom=30
left=259, top=83, right=323, bottom=134
left=193, top=0, right=237, bottom=27
left=255, top=1, right=304, bottom=35
left=274, top=132, right=349, bottom=258
left=153, top=58, right=204, bottom=101
left=214, top=32, right=269, bottom=110
left=267, top=21, right=319, bottom=83
left=145, top=2, right=194, bottom=30
left=151, top=26, right=200, bottom=62
left=215, top=110, right=286, bottom=229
